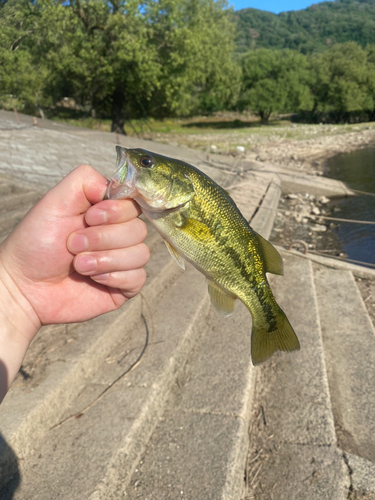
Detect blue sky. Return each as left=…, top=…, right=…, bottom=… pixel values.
left=231, top=0, right=329, bottom=13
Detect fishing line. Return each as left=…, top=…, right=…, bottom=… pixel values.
left=278, top=244, right=375, bottom=270
left=276, top=207, right=375, bottom=226
left=50, top=294, right=154, bottom=431
left=242, top=196, right=375, bottom=226
left=351, top=188, right=375, bottom=197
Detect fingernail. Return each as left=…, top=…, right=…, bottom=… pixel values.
left=91, top=273, right=109, bottom=282
left=75, top=255, right=97, bottom=273
left=87, top=208, right=108, bottom=225
left=68, top=233, right=88, bottom=253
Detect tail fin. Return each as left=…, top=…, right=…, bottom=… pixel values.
left=251, top=309, right=300, bottom=365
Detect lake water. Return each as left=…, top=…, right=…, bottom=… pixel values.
left=325, top=147, right=375, bottom=266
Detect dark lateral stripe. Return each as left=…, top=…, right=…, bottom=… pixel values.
left=224, top=244, right=277, bottom=333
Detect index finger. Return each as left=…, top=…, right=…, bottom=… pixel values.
left=85, top=199, right=142, bottom=226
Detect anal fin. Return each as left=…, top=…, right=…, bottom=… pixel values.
left=165, top=241, right=185, bottom=270
left=207, top=281, right=236, bottom=317
left=257, top=233, right=284, bottom=276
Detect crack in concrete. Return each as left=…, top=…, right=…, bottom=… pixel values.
left=280, top=440, right=334, bottom=448
left=343, top=453, right=354, bottom=499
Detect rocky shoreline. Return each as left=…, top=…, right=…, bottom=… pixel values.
left=244, top=123, right=375, bottom=174
left=269, top=191, right=345, bottom=257
left=260, top=127, right=375, bottom=328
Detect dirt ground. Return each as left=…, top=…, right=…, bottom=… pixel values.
left=146, top=117, right=375, bottom=174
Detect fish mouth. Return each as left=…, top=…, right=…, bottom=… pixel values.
left=106, top=146, right=139, bottom=200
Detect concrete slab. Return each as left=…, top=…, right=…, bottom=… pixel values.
left=0, top=110, right=230, bottom=191
left=347, top=453, right=375, bottom=496
left=245, top=254, right=347, bottom=499
left=244, top=160, right=354, bottom=198
left=314, top=267, right=375, bottom=463
left=123, top=297, right=255, bottom=500
left=251, top=175, right=281, bottom=239
left=0, top=191, right=40, bottom=212
left=126, top=411, right=246, bottom=500
left=277, top=246, right=375, bottom=280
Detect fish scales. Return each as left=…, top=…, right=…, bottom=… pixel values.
left=106, top=147, right=300, bottom=365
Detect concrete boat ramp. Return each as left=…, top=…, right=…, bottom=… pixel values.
left=0, top=110, right=374, bottom=499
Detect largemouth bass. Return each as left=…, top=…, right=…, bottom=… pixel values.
left=106, top=147, right=300, bottom=365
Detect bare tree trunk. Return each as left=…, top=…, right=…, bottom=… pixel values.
left=111, top=87, right=126, bottom=135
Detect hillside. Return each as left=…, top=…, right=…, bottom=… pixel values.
left=235, top=0, right=375, bottom=53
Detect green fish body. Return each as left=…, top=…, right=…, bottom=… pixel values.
left=107, top=147, right=300, bottom=365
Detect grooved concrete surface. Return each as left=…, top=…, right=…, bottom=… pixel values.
left=245, top=255, right=347, bottom=500
left=0, top=110, right=374, bottom=499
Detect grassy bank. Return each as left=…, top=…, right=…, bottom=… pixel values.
left=49, top=112, right=375, bottom=155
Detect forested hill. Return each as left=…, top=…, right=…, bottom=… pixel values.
left=235, top=0, right=375, bottom=53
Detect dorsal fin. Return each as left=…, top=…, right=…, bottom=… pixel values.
left=256, top=233, right=284, bottom=276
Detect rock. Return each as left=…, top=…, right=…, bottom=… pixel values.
left=286, top=193, right=299, bottom=200
left=236, top=146, right=245, bottom=153
left=210, top=145, right=217, bottom=151
left=297, top=205, right=311, bottom=217
left=311, top=206, right=320, bottom=215
left=319, top=195, right=330, bottom=205
left=311, top=224, right=327, bottom=232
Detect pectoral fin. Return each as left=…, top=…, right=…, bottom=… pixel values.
left=207, top=281, right=236, bottom=317
left=257, top=233, right=284, bottom=276
left=165, top=241, right=185, bottom=270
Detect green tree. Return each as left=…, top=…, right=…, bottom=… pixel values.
left=310, top=42, right=374, bottom=122
left=235, top=0, right=375, bottom=54
left=365, top=44, right=375, bottom=121
left=0, top=0, right=240, bottom=132
left=145, top=0, right=241, bottom=117
left=238, top=48, right=313, bottom=122
left=0, top=0, right=51, bottom=113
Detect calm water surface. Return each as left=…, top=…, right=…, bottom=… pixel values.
left=325, top=147, right=375, bottom=266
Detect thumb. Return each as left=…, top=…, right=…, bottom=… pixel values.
left=41, top=165, right=109, bottom=217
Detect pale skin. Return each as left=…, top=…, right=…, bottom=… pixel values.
left=0, top=164, right=150, bottom=402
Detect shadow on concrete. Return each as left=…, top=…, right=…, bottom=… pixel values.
left=0, top=360, right=20, bottom=498
left=182, top=119, right=264, bottom=129
left=0, top=435, right=20, bottom=499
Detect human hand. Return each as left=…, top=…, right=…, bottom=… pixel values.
left=0, top=164, right=149, bottom=330
left=0, top=165, right=149, bottom=398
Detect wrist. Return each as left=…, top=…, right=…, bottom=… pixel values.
left=0, top=259, right=41, bottom=401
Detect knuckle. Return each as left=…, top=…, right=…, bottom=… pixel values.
left=122, top=269, right=147, bottom=298
left=138, top=243, right=150, bottom=264
left=137, top=268, right=147, bottom=288
left=75, top=164, right=94, bottom=176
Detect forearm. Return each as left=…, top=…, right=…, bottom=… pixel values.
left=0, top=264, right=40, bottom=402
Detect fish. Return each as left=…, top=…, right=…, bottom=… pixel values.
left=106, top=146, right=300, bottom=365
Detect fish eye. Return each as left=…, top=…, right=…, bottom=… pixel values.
left=140, top=155, right=154, bottom=168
